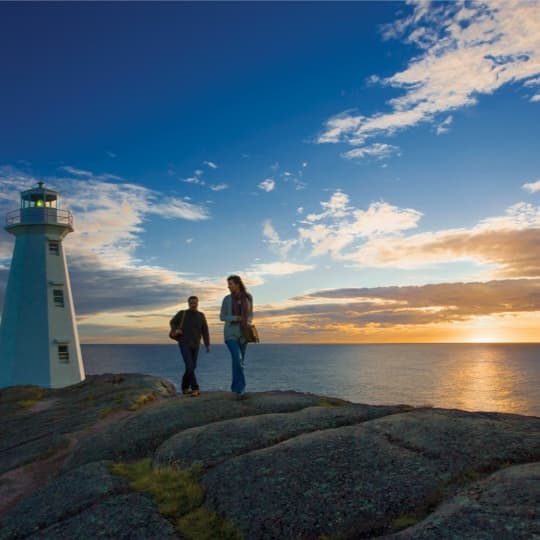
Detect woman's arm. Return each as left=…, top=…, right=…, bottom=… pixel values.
left=247, top=294, right=254, bottom=324
left=220, top=295, right=239, bottom=322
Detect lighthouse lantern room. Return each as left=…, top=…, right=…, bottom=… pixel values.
left=0, top=182, right=85, bottom=388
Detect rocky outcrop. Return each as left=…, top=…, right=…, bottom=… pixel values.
left=1, top=374, right=538, bottom=539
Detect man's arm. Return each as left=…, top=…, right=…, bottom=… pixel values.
left=201, top=313, right=210, bottom=349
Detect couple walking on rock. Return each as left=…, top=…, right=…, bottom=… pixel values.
left=169, top=275, right=254, bottom=399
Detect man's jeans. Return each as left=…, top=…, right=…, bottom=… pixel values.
left=226, top=339, right=247, bottom=394
left=179, top=344, right=200, bottom=391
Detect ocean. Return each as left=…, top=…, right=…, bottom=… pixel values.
left=82, top=343, right=540, bottom=417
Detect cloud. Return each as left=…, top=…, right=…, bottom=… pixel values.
left=65, top=253, right=222, bottom=315
left=182, top=176, right=205, bottom=185
left=524, top=77, right=540, bottom=87
left=262, top=220, right=297, bottom=257
left=258, top=178, right=276, bottom=192
left=262, top=278, right=540, bottom=328
left=204, top=161, right=218, bottom=169
left=297, top=191, right=422, bottom=258
left=265, top=189, right=540, bottom=279
left=338, top=203, right=540, bottom=278
left=531, top=94, right=540, bottom=102
left=248, top=261, right=314, bottom=277
left=317, top=111, right=365, bottom=144
left=57, top=179, right=209, bottom=264
left=61, top=166, right=93, bottom=177
left=318, top=1, right=540, bottom=155
left=209, top=183, right=229, bottom=192
left=60, top=166, right=121, bottom=181
left=522, top=179, right=540, bottom=193
left=436, top=115, right=453, bottom=135
left=342, top=143, right=400, bottom=160
left=0, top=168, right=213, bottom=319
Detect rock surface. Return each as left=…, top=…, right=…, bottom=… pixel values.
left=0, top=373, right=538, bottom=539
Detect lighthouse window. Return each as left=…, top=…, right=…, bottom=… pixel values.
left=53, top=289, right=64, bottom=307
left=58, top=345, right=70, bottom=363
left=49, top=241, right=60, bottom=255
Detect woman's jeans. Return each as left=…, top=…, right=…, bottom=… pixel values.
left=226, top=339, right=247, bottom=394
left=179, top=344, right=200, bottom=391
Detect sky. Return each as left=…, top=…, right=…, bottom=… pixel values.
left=1, top=1, right=540, bottom=344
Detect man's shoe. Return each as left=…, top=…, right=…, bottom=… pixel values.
left=191, top=389, right=201, bottom=397
left=182, top=389, right=192, bottom=395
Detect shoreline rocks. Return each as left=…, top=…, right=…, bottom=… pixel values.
left=1, top=374, right=538, bottom=539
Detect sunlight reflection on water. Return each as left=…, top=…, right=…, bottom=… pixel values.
left=83, top=343, right=540, bottom=416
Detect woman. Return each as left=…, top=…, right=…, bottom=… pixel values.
left=220, top=275, right=253, bottom=398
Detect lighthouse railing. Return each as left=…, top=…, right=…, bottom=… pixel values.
left=5, top=208, right=74, bottom=227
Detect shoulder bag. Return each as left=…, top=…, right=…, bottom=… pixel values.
left=169, top=310, right=186, bottom=342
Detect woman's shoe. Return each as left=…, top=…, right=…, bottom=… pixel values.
left=191, top=389, right=201, bottom=397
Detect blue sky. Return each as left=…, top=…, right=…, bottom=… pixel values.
left=1, top=1, right=540, bottom=343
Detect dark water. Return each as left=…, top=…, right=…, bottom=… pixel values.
left=82, top=343, right=540, bottom=416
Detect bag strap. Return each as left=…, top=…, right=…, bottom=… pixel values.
left=179, top=310, right=186, bottom=330
left=173, top=310, right=186, bottom=331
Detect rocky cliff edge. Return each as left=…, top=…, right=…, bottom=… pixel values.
left=1, top=374, right=538, bottom=539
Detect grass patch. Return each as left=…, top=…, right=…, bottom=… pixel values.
left=17, top=387, right=44, bottom=409
left=99, top=406, right=116, bottom=419
left=177, top=506, right=242, bottom=540
left=111, top=459, right=242, bottom=539
left=392, top=513, right=425, bottom=529
left=128, top=391, right=158, bottom=411
left=319, top=396, right=346, bottom=408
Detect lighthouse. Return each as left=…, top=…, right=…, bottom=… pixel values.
left=0, top=182, right=85, bottom=388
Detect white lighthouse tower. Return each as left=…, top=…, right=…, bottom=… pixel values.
left=0, top=182, right=85, bottom=388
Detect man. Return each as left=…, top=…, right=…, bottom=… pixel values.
left=170, top=296, right=210, bottom=396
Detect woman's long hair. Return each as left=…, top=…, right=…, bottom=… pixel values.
left=227, top=275, right=247, bottom=294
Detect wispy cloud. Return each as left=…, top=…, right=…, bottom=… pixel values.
left=265, top=189, right=540, bottom=280
left=342, top=143, right=400, bottom=160
left=263, top=278, right=540, bottom=327
left=248, top=261, right=314, bottom=277
left=204, top=160, right=218, bottom=169
left=522, top=179, right=540, bottom=193
left=59, top=180, right=209, bottom=265
left=262, top=220, right=297, bottom=257
left=524, top=76, right=540, bottom=88
left=182, top=176, right=205, bottom=185
left=318, top=1, right=540, bottom=158
left=334, top=203, right=540, bottom=279
left=60, top=166, right=122, bottom=181
left=297, top=191, right=422, bottom=258
left=436, top=115, right=453, bottom=135
left=258, top=178, right=276, bottom=192
left=60, top=166, right=93, bottom=177
left=209, top=183, right=229, bottom=192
